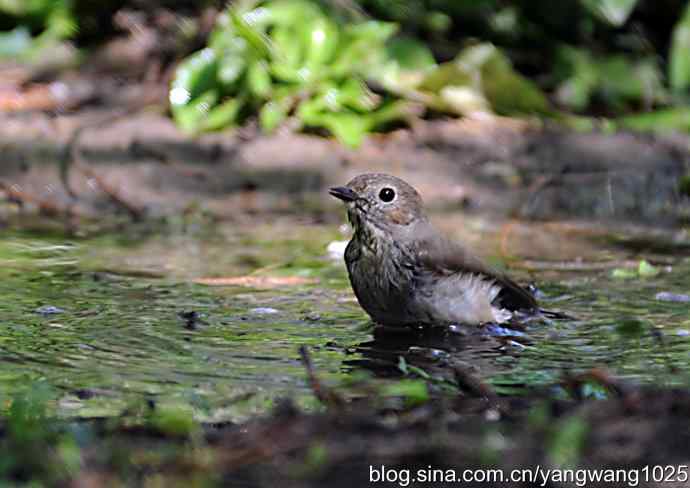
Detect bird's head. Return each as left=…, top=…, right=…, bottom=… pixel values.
left=329, top=173, right=426, bottom=235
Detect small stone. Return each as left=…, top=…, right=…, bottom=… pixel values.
left=677, top=329, right=690, bottom=337
left=326, top=240, right=348, bottom=261
left=35, top=305, right=65, bottom=316
left=304, top=312, right=321, bottom=321
left=250, top=307, right=279, bottom=315
left=655, top=292, right=690, bottom=303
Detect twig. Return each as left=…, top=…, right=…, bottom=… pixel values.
left=514, top=259, right=639, bottom=272
left=77, top=164, right=146, bottom=221
left=59, top=108, right=146, bottom=221
left=452, top=362, right=505, bottom=414
left=299, top=345, right=345, bottom=410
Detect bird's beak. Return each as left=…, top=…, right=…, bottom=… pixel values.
left=329, top=186, right=358, bottom=202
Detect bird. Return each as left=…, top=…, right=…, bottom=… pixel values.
left=329, top=173, right=540, bottom=328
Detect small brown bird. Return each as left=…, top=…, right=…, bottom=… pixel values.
left=330, top=173, right=539, bottom=328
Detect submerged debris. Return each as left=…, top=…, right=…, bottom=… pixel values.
left=195, top=276, right=317, bottom=288
left=178, top=310, right=206, bottom=330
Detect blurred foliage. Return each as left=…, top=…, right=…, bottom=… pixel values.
left=170, top=0, right=423, bottom=146
left=0, top=383, right=80, bottom=483
left=670, top=1, right=690, bottom=93
left=358, top=0, right=690, bottom=130
left=0, top=0, right=77, bottom=58
left=169, top=0, right=690, bottom=143
left=2, top=0, right=690, bottom=141
left=0, top=0, right=215, bottom=58
left=170, top=0, right=552, bottom=145
left=360, top=0, right=668, bottom=99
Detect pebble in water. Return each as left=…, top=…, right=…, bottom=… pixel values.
left=35, top=305, right=65, bottom=316
left=655, top=292, right=690, bottom=303
left=250, top=307, right=280, bottom=315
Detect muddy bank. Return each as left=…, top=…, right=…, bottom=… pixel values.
left=7, top=368, right=690, bottom=488
left=1, top=110, right=688, bottom=225
left=209, top=385, right=690, bottom=488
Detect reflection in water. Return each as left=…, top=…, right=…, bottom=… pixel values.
left=351, top=327, right=496, bottom=373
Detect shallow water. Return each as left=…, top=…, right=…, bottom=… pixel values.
left=1, top=216, right=689, bottom=418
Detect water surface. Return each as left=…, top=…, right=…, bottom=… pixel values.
left=1, top=217, right=689, bottom=418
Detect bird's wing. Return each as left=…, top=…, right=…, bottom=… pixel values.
left=411, top=224, right=538, bottom=312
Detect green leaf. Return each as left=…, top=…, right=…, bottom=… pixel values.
left=345, top=20, right=398, bottom=45
left=271, top=24, right=304, bottom=72
left=260, top=96, right=293, bottom=132
left=321, top=113, right=370, bottom=147
left=669, top=3, right=690, bottom=93
left=170, top=48, right=219, bottom=107
left=229, top=8, right=271, bottom=58
left=300, top=106, right=370, bottom=147
left=617, top=107, right=690, bottom=133
left=43, top=1, right=77, bottom=39
left=304, top=16, right=339, bottom=71
left=368, top=99, right=419, bottom=126
left=405, top=364, right=432, bottom=380
left=380, top=379, right=430, bottom=406
left=397, top=356, right=408, bottom=375
left=581, top=0, right=638, bottom=26
left=472, top=44, right=552, bottom=115
left=149, top=404, right=198, bottom=437
left=334, top=78, right=380, bottom=112
left=264, top=0, right=322, bottom=25
left=200, top=97, right=244, bottom=131
left=172, top=90, right=218, bottom=133
left=379, top=37, right=437, bottom=91
left=418, top=62, right=473, bottom=93
left=331, top=21, right=398, bottom=78
left=269, top=63, right=304, bottom=83
left=638, top=259, right=660, bottom=277
left=419, top=43, right=551, bottom=116
left=296, top=96, right=328, bottom=121
left=611, top=267, right=637, bottom=279
left=217, top=47, right=247, bottom=85
left=247, top=61, right=272, bottom=97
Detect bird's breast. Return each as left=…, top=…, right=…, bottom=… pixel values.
left=344, top=233, right=416, bottom=326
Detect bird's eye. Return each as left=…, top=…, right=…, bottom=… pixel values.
left=378, top=187, right=396, bottom=203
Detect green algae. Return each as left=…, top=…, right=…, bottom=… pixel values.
left=1, top=218, right=690, bottom=421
